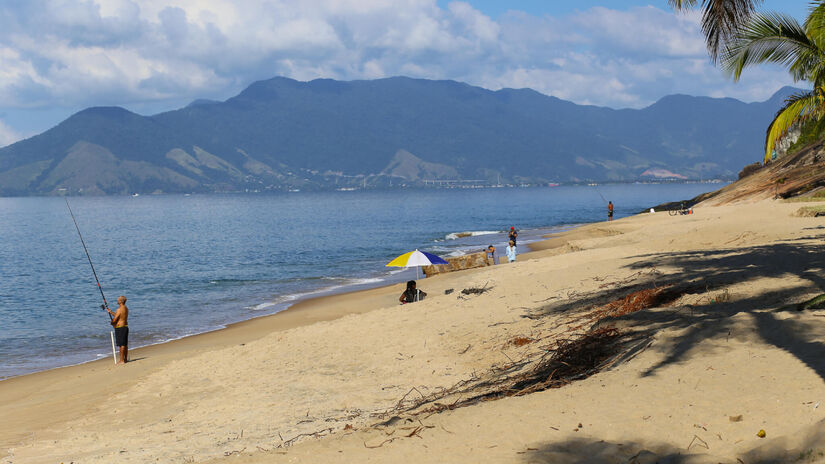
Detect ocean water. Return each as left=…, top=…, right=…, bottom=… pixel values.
left=0, top=183, right=720, bottom=379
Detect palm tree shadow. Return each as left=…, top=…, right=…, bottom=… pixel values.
left=624, top=241, right=825, bottom=380
left=518, top=437, right=690, bottom=464
left=519, top=430, right=825, bottom=464
left=531, top=239, right=825, bottom=382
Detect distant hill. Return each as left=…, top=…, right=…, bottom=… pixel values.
left=0, top=76, right=802, bottom=195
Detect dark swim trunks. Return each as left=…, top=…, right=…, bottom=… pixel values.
left=114, top=326, right=129, bottom=347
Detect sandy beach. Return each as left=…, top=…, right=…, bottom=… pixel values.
left=5, top=198, right=825, bottom=463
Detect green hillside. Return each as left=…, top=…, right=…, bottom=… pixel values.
left=0, top=76, right=801, bottom=195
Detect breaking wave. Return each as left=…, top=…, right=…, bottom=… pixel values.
left=444, top=230, right=500, bottom=240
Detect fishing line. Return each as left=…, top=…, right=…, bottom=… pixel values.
left=65, top=198, right=112, bottom=322
left=594, top=185, right=608, bottom=204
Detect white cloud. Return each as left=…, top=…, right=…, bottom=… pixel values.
left=0, top=119, right=22, bottom=147
left=448, top=2, right=499, bottom=45
left=362, top=59, right=385, bottom=79
left=568, top=6, right=706, bottom=58
left=0, top=0, right=800, bottom=137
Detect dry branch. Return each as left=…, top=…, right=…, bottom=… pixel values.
left=282, top=428, right=334, bottom=447
left=373, top=328, right=638, bottom=422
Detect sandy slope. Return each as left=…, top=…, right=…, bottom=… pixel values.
left=6, top=199, right=825, bottom=463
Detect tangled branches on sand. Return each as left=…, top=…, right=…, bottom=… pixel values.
left=375, top=328, right=647, bottom=423
left=507, top=327, right=624, bottom=395
left=567, top=285, right=685, bottom=331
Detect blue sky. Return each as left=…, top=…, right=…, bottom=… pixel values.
left=0, top=1, right=808, bottom=147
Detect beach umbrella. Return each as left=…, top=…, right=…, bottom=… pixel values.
left=386, top=249, right=449, bottom=279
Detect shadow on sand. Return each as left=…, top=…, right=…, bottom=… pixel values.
left=517, top=238, right=825, bottom=462
left=530, top=238, right=825, bottom=381
left=518, top=429, right=825, bottom=464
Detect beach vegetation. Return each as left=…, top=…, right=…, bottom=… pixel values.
left=782, top=189, right=825, bottom=201
left=738, top=161, right=762, bottom=179
left=793, top=204, right=825, bottom=216
left=798, top=293, right=825, bottom=310
left=786, top=116, right=825, bottom=155
left=720, top=3, right=825, bottom=163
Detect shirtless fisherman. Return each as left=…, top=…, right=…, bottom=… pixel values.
left=105, top=296, right=129, bottom=364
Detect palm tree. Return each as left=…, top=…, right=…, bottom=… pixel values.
left=669, top=0, right=763, bottom=62
left=721, top=3, right=825, bottom=162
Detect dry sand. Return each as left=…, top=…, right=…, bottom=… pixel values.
left=5, top=199, right=825, bottom=463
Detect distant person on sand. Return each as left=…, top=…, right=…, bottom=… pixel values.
left=508, top=227, right=518, bottom=246
left=105, top=295, right=129, bottom=364
left=486, top=244, right=497, bottom=265
left=400, top=280, right=426, bottom=304
left=608, top=201, right=614, bottom=221
left=506, top=240, right=517, bottom=263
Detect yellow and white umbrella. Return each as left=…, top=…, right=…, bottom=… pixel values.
left=386, top=249, right=449, bottom=279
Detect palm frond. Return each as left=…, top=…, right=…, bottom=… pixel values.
left=670, top=1, right=762, bottom=61
left=707, top=0, right=764, bottom=62
left=764, top=90, right=822, bottom=162
left=721, top=12, right=814, bottom=81
left=804, top=2, right=825, bottom=48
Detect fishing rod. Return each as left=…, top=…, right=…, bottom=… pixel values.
left=65, top=198, right=112, bottom=323
left=66, top=198, right=118, bottom=364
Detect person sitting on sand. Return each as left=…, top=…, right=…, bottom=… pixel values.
left=486, top=244, right=497, bottom=265
left=506, top=240, right=517, bottom=263
left=400, top=280, right=426, bottom=304
left=105, top=295, right=129, bottom=364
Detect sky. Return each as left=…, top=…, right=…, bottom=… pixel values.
left=0, top=0, right=811, bottom=148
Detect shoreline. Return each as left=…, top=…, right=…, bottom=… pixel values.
left=0, top=277, right=412, bottom=449
left=0, top=220, right=588, bottom=452
left=0, top=223, right=575, bottom=383
left=10, top=199, right=825, bottom=462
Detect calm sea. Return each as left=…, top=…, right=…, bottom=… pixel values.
left=0, top=183, right=720, bottom=379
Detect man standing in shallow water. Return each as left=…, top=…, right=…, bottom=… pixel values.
left=106, top=296, right=129, bottom=364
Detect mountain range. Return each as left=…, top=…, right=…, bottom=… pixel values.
left=0, top=76, right=799, bottom=195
